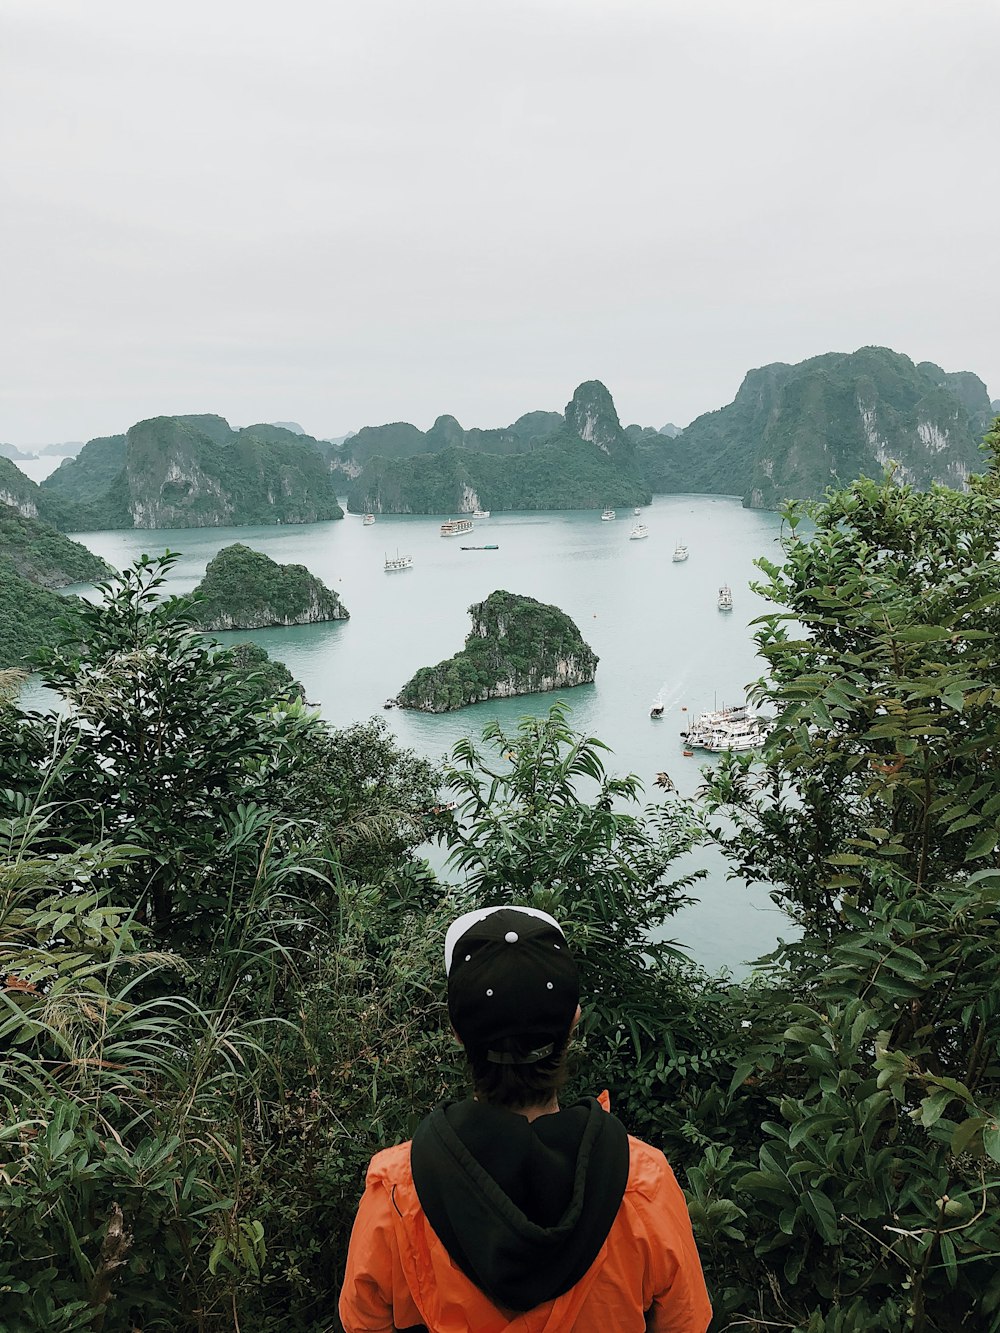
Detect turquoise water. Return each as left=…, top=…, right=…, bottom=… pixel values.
left=44, top=495, right=795, bottom=973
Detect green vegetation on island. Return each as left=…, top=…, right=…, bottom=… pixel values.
left=397, top=589, right=598, bottom=711
left=0, top=505, right=112, bottom=588
left=39, top=416, right=344, bottom=530
left=639, top=346, right=993, bottom=509
left=1, top=428, right=999, bottom=1329
left=347, top=381, right=649, bottom=515
left=0, top=558, right=81, bottom=667
left=190, top=543, right=348, bottom=631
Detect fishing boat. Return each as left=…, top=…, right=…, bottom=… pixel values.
left=362, top=513, right=375, bottom=526
left=650, top=696, right=665, bottom=719
left=472, top=509, right=490, bottom=519
left=672, top=542, right=689, bottom=562
left=629, top=524, right=649, bottom=540
left=440, top=518, right=474, bottom=537
left=601, top=508, right=616, bottom=521
left=384, top=552, right=413, bottom=572
left=460, top=544, right=499, bottom=550
left=717, top=583, right=733, bottom=611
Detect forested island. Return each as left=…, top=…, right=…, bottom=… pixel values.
left=189, top=543, right=349, bottom=631
left=2, top=422, right=999, bottom=1330
left=397, top=590, right=598, bottom=711
left=5, top=347, right=993, bottom=532
left=345, top=381, right=650, bottom=515
left=38, top=416, right=344, bottom=529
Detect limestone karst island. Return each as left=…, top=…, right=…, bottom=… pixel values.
left=396, top=590, right=598, bottom=712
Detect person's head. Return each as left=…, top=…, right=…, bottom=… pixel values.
left=445, top=905, right=580, bottom=1110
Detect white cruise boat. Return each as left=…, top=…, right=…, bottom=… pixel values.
left=440, top=518, right=474, bottom=537
left=629, top=523, right=649, bottom=540
left=601, top=507, right=616, bottom=521
left=717, top=583, right=733, bottom=611
left=384, top=552, right=413, bottom=573
left=680, top=703, right=770, bottom=752
left=362, top=513, right=375, bottom=526
left=634, top=506, right=641, bottom=516
left=472, top=509, right=490, bottom=519
left=672, top=542, right=689, bottom=562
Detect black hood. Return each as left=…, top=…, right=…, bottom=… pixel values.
left=410, top=1097, right=629, bottom=1312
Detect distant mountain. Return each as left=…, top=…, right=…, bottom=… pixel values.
left=992, top=399, right=1000, bottom=414
left=39, top=417, right=343, bottom=530
left=659, top=423, right=681, bottom=438
left=38, top=441, right=85, bottom=457
left=346, top=382, right=648, bottom=514
left=271, top=421, right=306, bottom=435
left=0, top=444, right=35, bottom=461
left=638, top=347, right=994, bottom=509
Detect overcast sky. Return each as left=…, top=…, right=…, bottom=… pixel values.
left=3, top=0, right=998, bottom=446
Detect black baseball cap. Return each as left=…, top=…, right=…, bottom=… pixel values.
left=445, top=906, right=580, bottom=1065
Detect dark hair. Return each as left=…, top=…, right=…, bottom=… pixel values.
left=466, top=1029, right=573, bottom=1110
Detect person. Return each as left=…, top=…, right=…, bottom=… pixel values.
left=339, top=904, right=712, bottom=1333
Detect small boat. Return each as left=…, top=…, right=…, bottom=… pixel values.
left=460, top=544, right=499, bottom=550
left=384, top=697, right=399, bottom=709
left=634, top=506, right=641, bottom=516
left=601, top=508, right=616, bottom=521
left=440, top=518, right=474, bottom=537
left=629, top=524, right=648, bottom=541
left=363, top=513, right=375, bottom=526
left=384, top=552, right=413, bottom=572
left=650, top=696, right=664, bottom=719
left=718, top=583, right=733, bottom=611
left=472, top=509, right=490, bottom=519
left=672, top=542, right=689, bottom=562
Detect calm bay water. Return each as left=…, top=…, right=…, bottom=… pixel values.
left=42, top=495, right=795, bottom=973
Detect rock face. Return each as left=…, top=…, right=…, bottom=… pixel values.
left=190, top=543, right=349, bottom=631
left=0, top=458, right=40, bottom=518
left=639, top=347, right=994, bottom=510
left=39, top=417, right=344, bottom=530
left=345, top=381, right=649, bottom=515
left=397, top=590, right=597, bottom=712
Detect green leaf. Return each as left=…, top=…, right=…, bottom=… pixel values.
left=965, top=828, right=999, bottom=861
left=802, top=1190, right=839, bottom=1243
left=984, top=1121, right=1000, bottom=1164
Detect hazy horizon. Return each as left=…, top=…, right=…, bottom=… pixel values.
left=4, top=0, right=998, bottom=447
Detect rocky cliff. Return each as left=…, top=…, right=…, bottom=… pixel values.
left=190, top=543, right=349, bottom=631
left=639, top=347, right=994, bottom=510
left=39, top=418, right=344, bottom=529
left=0, top=458, right=40, bottom=518
left=346, top=381, right=648, bottom=515
left=397, top=590, right=597, bottom=712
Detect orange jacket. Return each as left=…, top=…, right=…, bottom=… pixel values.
left=339, top=1104, right=712, bottom=1333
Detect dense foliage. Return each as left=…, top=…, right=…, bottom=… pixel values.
left=397, top=589, right=598, bottom=711
left=0, top=504, right=112, bottom=588
left=190, top=543, right=348, bottom=630
left=0, top=557, right=83, bottom=668
left=2, top=439, right=999, bottom=1331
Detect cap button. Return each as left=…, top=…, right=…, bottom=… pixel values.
left=504, top=931, right=519, bottom=943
